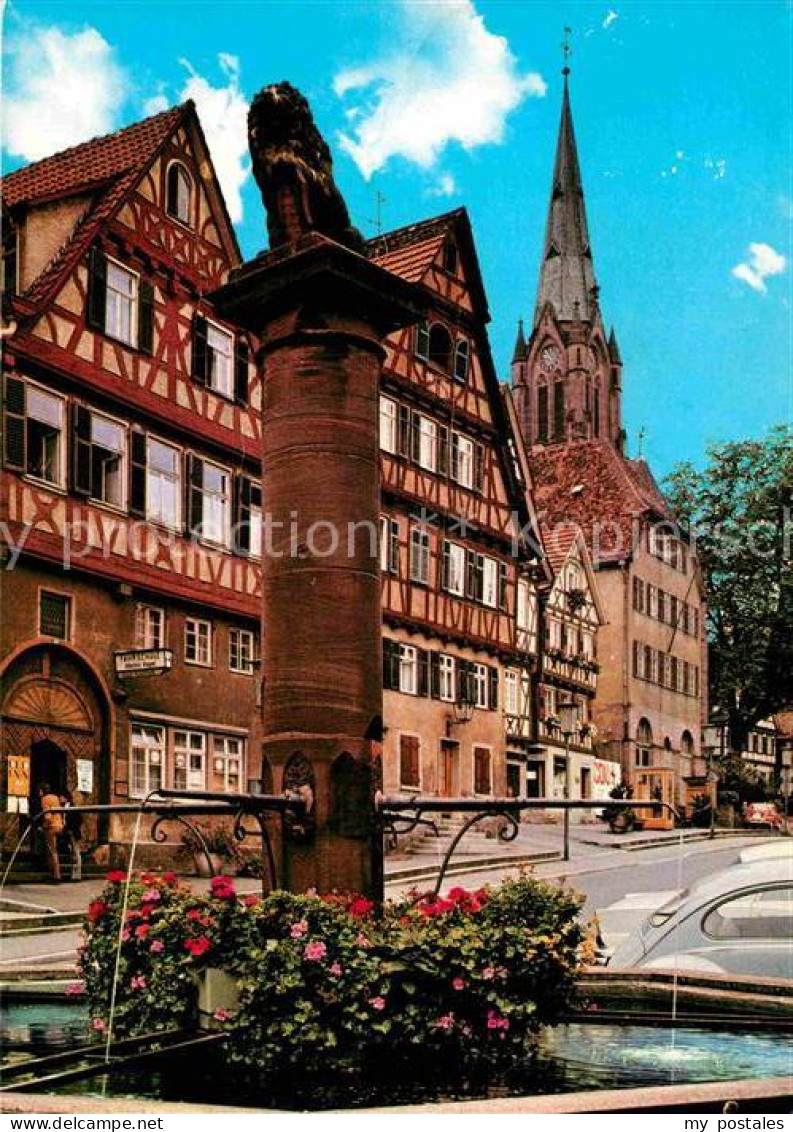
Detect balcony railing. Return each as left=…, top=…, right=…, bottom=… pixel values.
left=542, top=651, right=598, bottom=689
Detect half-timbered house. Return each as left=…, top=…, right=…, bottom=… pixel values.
left=1, top=108, right=549, bottom=860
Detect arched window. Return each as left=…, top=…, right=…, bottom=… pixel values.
left=553, top=380, right=566, bottom=440
left=637, top=718, right=653, bottom=753
left=428, top=322, right=453, bottom=371
left=166, top=162, right=192, bottom=225
left=453, top=339, right=469, bottom=383
left=416, top=321, right=430, bottom=360
left=593, top=381, right=601, bottom=438
left=681, top=730, right=695, bottom=756
left=537, top=384, right=549, bottom=444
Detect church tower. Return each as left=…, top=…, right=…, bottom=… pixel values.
left=512, top=68, right=624, bottom=454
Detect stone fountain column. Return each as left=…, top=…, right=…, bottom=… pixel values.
left=213, top=87, right=421, bottom=897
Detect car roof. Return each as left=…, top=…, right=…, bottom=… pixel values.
left=684, top=856, right=793, bottom=905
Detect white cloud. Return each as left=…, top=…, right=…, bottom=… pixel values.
left=3, top=23, right=126, bottom=161
left=430, top=173, right=457, bottom=197
left=176, top=54, right=249, bottom=223
left=704, top=156, right=726, bottom=180
left=603, top=10, right=619, bottom=29
left=333, top=0, right=546, bottom=180
left=731, top=243, right=787, bottom=293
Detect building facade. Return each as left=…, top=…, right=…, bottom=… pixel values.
left=510, top=73, right=707, bottom=811
left=1, top=107, right=550, bottom=858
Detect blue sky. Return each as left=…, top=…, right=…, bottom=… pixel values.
left=3, top=1, right=791, bottom=478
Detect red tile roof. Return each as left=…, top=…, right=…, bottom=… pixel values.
left=366, top=210, right=462, bottom=283
left=2, top=104, right=186, bottom=209
left=539, top=521, right=580, bottom=576
left=529, top=440, right=672, bottom=567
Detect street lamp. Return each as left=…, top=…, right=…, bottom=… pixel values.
left=558, top=697, right=579, bottom=861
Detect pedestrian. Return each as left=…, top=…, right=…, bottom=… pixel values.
left=59, top=788, right=83, bottom=881
left=38, top=782, right=64, bottom=883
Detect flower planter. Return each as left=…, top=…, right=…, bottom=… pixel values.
left=193, top=852, right=228, bottom=878
left=196, top=967, right=239, bottom=1030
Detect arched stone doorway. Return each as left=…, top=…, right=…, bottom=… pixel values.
left=1, top=643, right=112, bottom=852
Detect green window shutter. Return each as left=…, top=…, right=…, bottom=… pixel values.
left=186, top=454, right=204, bottom=535
left=397, top=404, right=411, bottom=457
left=3, top=375, right=27, bottom=471
left=138, top=278, right=155, bottom=355
left=437, top=424, right=449, bottom=476
left=489, top=667, right=499, bottom=711
left=71, top=405, right=92, bottom=496
left=86, top=247, right=107, bottom=331
left=234, top=336, right=250, bottom=406
left=129, top=431, right=147, bottom=517
left=192, top=314, right=208, bottom=385
left=416, top=648, right=429, bottom=697
left=234, top=474, right=252, bottom=554
left=473, top=443, right=485, bottom=492
left=498, top=561, right=509, bottom=611
left=429, top=651, right=441, bottom=699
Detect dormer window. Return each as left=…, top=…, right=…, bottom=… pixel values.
left=166, top=162, right=192, bottom=225
left=443, top=241, right=458, bottom=275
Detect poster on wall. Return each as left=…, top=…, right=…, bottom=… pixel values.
left=76, top=759, right=94, bottom=794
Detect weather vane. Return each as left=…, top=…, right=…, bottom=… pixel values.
left=562, top=26, right=573, bottom=76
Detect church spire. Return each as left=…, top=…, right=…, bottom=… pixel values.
left=512, top=317, right=527, bottom=361
left=533, top=64, right=598, bottom=327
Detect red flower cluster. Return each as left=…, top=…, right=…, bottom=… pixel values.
left=87, top=899, right=109, bottom=924
left=106, top=870, right=128, bottom=884
left=186, top=908, right=215, bottom=928
left=210, top=876, right=236, bottom=901
left=184, top=935, right=211, bottom=957
left=321, top=891, right=375, bottom=919
left=416, top=886, right=490, bottom=918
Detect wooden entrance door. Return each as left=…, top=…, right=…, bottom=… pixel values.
left=634, top=768, right=675, bottom=830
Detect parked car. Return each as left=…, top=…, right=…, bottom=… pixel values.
left=739, top=839, right=793, bottom=864
left=609, top=857, right=793, bottom=978
left=743, top=802, right=783, bottom=830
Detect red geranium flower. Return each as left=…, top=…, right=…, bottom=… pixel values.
left=106, top=870, right=127, bottom=884
left=87, top=900, right=109, bottom=924
left=162, top=872, right=178, bottom=885
left=135, top=923, right=151, bottom=941
left=185, top=936, right=211, bottom=957
left=348, top=897, right=374, bottom=919
left=210, top=876, right=236, bottom=900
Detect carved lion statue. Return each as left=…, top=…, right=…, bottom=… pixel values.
left=248, top=82, right=364, bottom=252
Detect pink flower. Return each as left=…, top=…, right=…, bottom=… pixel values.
left=150, top=940, right=165, bottom=954
left=369, top=996, right=386, bottom=1011
left=290, top=920, right=309, bottom=939
left=65, top=982, right=84, bottom=997
left=303, top=941, right=327, bottom=961
left=482, top=967, right=496, bottom=980
left=435, top=1013, right=455, bottom=1030
left=91, top=1017, right=106, bottom=1032
left=452, top=977, right=466, bottom=991
left=141, top=888, right=161, bottom=903
left=210, top=876, right=236, bottom=901
left=213, top=1008, right=234, bottom=1022
left=329, top=962, right=343, bottom=977
left=243, top=895, right=260, bottom=907
left=355, top=934, right=371, bottom=948
left=486, top=1009, right=510, bottom=1031
left=130, top=975, right=147, bottom=991
left=120, top=929, right=131, bottom=942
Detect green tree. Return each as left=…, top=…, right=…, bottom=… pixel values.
left=664, top=425, right=793, bottom=760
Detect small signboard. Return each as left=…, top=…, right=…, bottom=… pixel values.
left=114, top=648, right=173, bottom=678
left=76, top=759, right=94, bottom=794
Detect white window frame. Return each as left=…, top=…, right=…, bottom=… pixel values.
left=105, top=257, right=138, bottom=348
left=173, top=729, right=206, bottom=791
left=25, top=381, right=66, bottom=488
left=211, top=735, right=243, bottom=793
left=88, top=408, right=127, bottom=510
left=504, top=668, right=519, bottom=716
left=439, top=654, right=456, bottom=703
left=146, top=436, right=181, bottom=529
left=416, top=415, right=438, bottom=472
left=379, top=396, right=397, bottom=454
left=130, top=724, right=165, bottom=799
left=206, top=321, right=233, bottom=398
left=229, top=627, right=256, bottom=675
left=410, top=526, right=431, bottom=585
left=185, top=617, right=212, bottom=667
left=482, top=555, right=499, bottom=609
left=472, top=662, right=488, bottom=709
left=453, top=432, right=474, bottom=489
left=444, top=541, right=466, bottom=596
left=167, top=161, right=192, bottom=226
left=39, top=588, right=72, bottom=641
left=398, top=643, right=418, bottom=695
left=198, top=459, right=232, bottom=548
left=135, top=604, right=166, bottom=650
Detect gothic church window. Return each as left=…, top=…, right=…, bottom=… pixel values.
left=553, top=380, right=566, bottom=440
left=537, top=384, right=549, bottom=443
